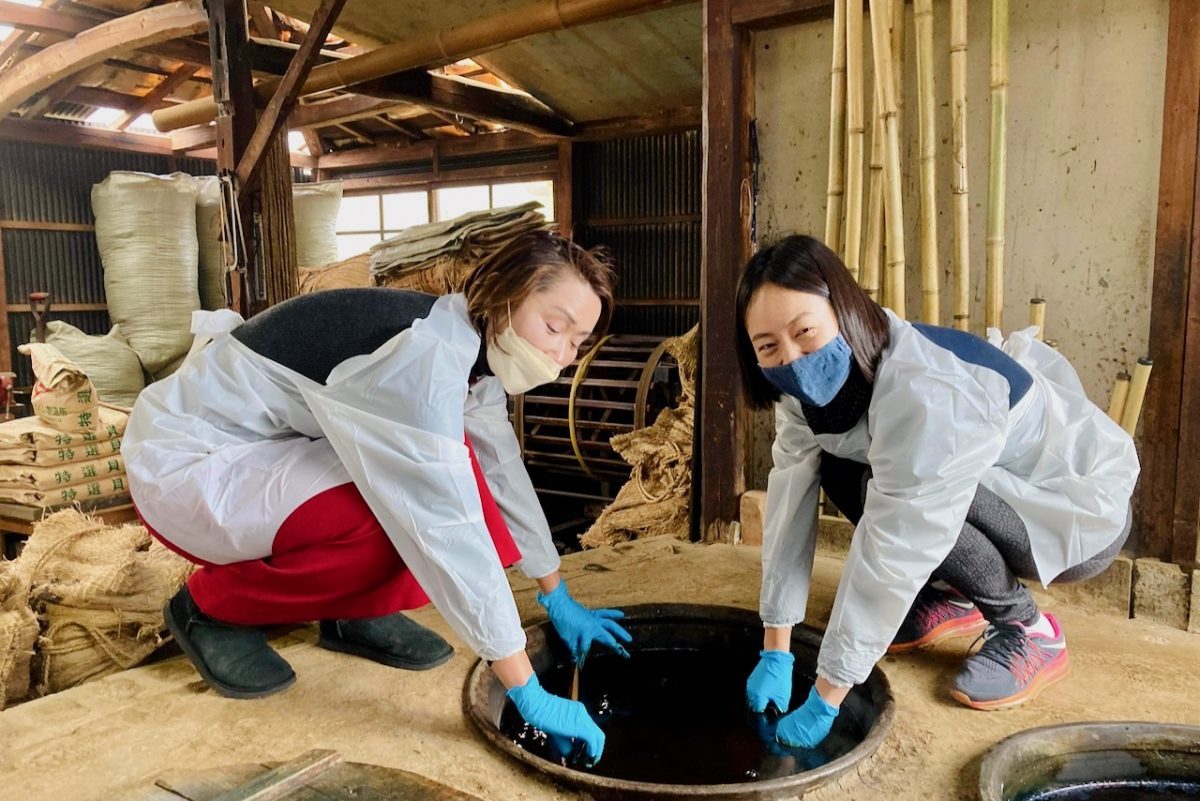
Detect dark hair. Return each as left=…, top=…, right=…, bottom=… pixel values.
left=735, top=234, right=890, bottom=409
left=462, top=229, right=617, bottom=345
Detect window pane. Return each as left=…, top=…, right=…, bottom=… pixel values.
left=336, top=233, right=381, bottom=260
left=492, top=180, right=554, bottom=222
left=434, top=185, right=490, bottom=221
left=336, top=194, right=381, bottom=233
left=382, top=191, right=430, bottom=230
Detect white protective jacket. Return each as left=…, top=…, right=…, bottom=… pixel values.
left=761, top=312, right=1139, bottom=687
left=124, top=293, right=561, bottom=661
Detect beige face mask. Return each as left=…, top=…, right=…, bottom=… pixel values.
left=486, top=307, right=563, bottom=395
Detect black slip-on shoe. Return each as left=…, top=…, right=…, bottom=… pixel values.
left=318, top=613, right=454, bottom=670
left=163, top=585, right=296, bottom=699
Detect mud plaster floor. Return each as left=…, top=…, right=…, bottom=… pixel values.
left=2, top=536, right=1199, bottom=801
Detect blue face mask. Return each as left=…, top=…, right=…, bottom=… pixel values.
left=760, top=333, right=853, bottom=407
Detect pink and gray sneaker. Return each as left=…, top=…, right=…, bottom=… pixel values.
left=888, top=584, right=988, bottom=655
left=950, top=612, right=1071, bottom=711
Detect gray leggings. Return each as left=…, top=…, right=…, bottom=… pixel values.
left=819, top=454, right=1131, bottom=625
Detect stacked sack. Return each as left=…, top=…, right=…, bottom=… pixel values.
left=371, top=202, right=549, bottom=293
left=0, top=343, right=128, bottom=510
left=8, top=510, right=193, bottom=697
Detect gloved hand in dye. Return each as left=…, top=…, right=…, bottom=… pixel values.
left=775, top=686, right=839, bottom=749
left=507, top=672, right=606, bottom=767
left=749, top=711, right=832, bottom=774
left=746, top=649, right=794, bottom=714
left=539, top=581, right=632, bottom=664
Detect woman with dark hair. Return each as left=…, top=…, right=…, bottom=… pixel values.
left=124, top=230, right=628, bottom=765
left=736, top=234, right=1138, bottom=749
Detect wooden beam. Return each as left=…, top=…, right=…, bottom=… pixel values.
left=1140, top=0, right=1200, bottom=564
left=19, top=68, right=88, bottom=119
left=113, top=64, right=201, bottom=130
left=68, top=85, right=144, bottom=112
left=247, top=1, right=278, bottom=39
left=0, top=0, right=207, bottom=118
left=0, top=29, right=35, bottom=74
left=292, top=93, right=405, bottom=130
left=697, top=0, right=751, bottom=543
left=0, top=0, right=96, bottom=36
left=301, top=129, right=323, bottom=157
left=236, top=0, right=348, bottom=190
left=0, top=116, right=172, bottom=154
left=572, top=105, right=701, bottom=140
left=153, top=0, right=684, bottom=132
left=317, top=129, right=553, bottom=171
left=353, top=72, right=575, bottom=137
left=730, top=0, right=836, bottom=29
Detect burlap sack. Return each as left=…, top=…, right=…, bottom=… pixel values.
left=580, top=326, right=698, bottom=549
left=195, top=175, right=227, bottom=312
left=293, top=180, right=342, bottom=268
left=17, top=511, right=194, bottom=694
left=18, top=343, right=101, bottom=434
left=298, top=252, right=372, bottom=295
left=43, top=321, right=144, bottom=409
left=0, top=606, right=38, bottom=708
left=0, top=405, right=127, bottom=451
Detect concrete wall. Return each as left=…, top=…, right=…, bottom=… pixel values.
left=747, top=0, right=1168, bottom=487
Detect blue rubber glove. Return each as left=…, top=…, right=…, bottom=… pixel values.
left=775, top=686, right=839, bottom=749
left=746, top=649, right=794, bottom=713
left=507, top=672, right=605, bottom=767
left=539, top=581, right=632, bottom=664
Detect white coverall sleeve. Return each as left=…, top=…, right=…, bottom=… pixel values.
left=760, top=397, right=824, bottom=628
left=297, top=297, right=526, bottom=662
left=463, top=375, right=561, bottom=580
left=816, top=357, right=1009, bottom=687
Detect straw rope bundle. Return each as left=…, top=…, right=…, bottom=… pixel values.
left=580, top=326, right=697, bottom=549
left=376, top=252, right=479, bottom=295
left=297, top=252, right=373, bottom=295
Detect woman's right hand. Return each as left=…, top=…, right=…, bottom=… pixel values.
left=746, top=649, right=795, bottom=714
left=507, top=672, right=605, bottom=766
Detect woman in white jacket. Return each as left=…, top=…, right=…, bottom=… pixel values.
left=735, top=235, right=1138, bottom=750
left=125, top=231, right=630, bottom=766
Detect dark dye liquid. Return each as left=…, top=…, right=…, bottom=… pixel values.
left=1014, top=749, right=1200, bottom=801
left=498, top=648, right=869, bottom=785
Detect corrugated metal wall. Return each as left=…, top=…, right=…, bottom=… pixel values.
left=574, top=129, right=701, bottom=338
left=0, top=141, right=303, bottom=386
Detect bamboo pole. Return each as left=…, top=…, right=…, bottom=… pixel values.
left=1107, top=371, right=1131, bottom=424
left=1120, top=358, right=1154, bottom=436
left=889, top=0, right=905, bottom=151
left=825, top=0, right=848, bottom=253
left=950, top=0, right=970, bottom=331
left=869, top=0, right=906, bottom=318
left=153, top=0, right=670, bottom=132
left=914, top=0, right=938, bottom=324
left=844, top=2, right=866, bottom=280
left=986, top=0, right=1009, bottom=330
left=1029, top=297, right=1046, bottom=340
left=862, top=84, right=884, bottom=301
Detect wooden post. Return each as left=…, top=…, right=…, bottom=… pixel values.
left=1140, top=0, right=1200, bottom=567
left=557, top=140, right=573, bottom=238
left=698, top=0, right=750, bottom=543
left=253, top=129, right=298, bottom=313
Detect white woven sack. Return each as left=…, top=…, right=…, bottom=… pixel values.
left=195, top=175, right=226, bottom=311
left=44, top=321, right=145, bottom=409
left=91, top=172, right=200, bottom=374
left=293, top=180, right=342, bottom=268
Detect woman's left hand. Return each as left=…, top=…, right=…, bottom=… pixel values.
left=539, top=581, right=632, bottom=664
left=775, top=686, right=839, bottom=749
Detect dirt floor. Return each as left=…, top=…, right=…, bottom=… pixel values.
left=1, top=535, right=1199, bottom=801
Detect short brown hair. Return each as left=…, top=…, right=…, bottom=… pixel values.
left=463, top=230, right=617, bottom=344
left=735, top=235, right=891, bottom=409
